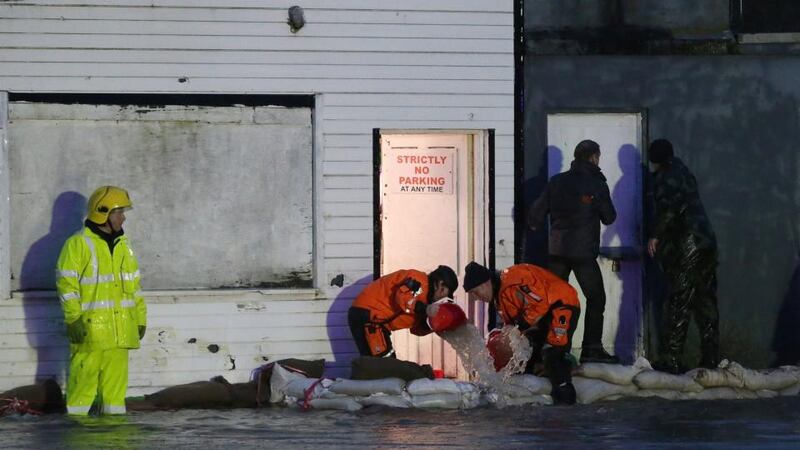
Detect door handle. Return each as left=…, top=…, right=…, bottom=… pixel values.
left=598, top=246, right=641, bottom=272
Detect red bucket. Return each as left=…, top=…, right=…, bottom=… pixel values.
left=486, top=329, right=513, bottom=372
left=428, top=303, right=467, bottom=332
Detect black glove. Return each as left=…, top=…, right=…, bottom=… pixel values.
left=66, top=320, right=85, bottom=344
left=138, top=325, right=147, bottom=340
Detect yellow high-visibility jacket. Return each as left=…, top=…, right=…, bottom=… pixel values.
left=56, top=227, right=146, bottom=351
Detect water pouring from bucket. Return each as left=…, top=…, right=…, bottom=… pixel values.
left=427, top=301, right=532, bottom=391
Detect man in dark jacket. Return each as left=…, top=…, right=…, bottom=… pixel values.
left=647, top=138, right=719, bottom=374
left=528, top=139, right=618, bottom=364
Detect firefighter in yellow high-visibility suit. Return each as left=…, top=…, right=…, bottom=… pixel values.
left=56, top=186, right=146, bottom=415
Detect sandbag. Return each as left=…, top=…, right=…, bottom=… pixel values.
left=329, top=378, right=406, bottom=397
left=690, top=387, right=748, bottom=400
left=145, top=379, right=233, bottom=409
left=495, top=384, right=535, bottom=398
left=270, top=364, right=311, bottom=404
left=227, top=380, right=259, bottom=408
left=633, top=370, right=703, bottom=393
left=275, top=358, right=326, bottom=378
left=780, top=383, right=800, bottom=396
left=635, top=389, right=688, bottom=401
left=407, top=379, right=461, bottom=396
left=506, top=374, right=552, bottom=395
left=499, top=395, right=553, bottom=407
left=686, top=362, right=744, bottom=388
left=359, top=393, right=413, bottom=408
left=350, top=356, right=434, bottom=382
left=733, top=389, right=760, bottom=400
left=0, top=379, right=66, bottom=414
left=756, top=389, right=779, bottom=399
left=573, top=357, right=651, bottom=385
left=306, top=397, right=362, bottom=412
left=455, top=382, right=483, bottom=409
left=725, top=363, right=799, bottom=391
left=254, top=358, right=326, bottom=405
left=410, top=393, right=462, bottom=409
left=284, top=378, right=340, bottom=400
left=572, top=376, right=638, bottom=404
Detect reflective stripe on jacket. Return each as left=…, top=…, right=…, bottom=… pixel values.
left=351, top=269, right=429, bottom=332
left=56, top=227, right=146, bottom=351
left=497, top=264, right=579, bottom=331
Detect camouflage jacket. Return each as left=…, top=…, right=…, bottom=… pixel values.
left=649, top=157, right=716, bottom=252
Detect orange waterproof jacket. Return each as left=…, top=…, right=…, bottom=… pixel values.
left=351, top=269, right=429, bottom=332
left=497, top=264, right=580, bottom=346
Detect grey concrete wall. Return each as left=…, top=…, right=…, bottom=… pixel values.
left=524, top=56, right=800, bottom=368
left=526, top=0, right=730, bottom=36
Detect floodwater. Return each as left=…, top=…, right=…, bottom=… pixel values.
left=2, top=396, right=799, bottom=449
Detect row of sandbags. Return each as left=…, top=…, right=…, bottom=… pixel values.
left=0, top=357, right=434, bottom=414
left=571, top=357, right=800, bottom=404
left=269, top=363, right=555, bottom=411
left=270, top=357, right=800, bottom=410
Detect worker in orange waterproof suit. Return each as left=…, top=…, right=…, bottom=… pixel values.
left=463, top=261, right=581, bottom=404
left=348, top=265, right=458, bottom=358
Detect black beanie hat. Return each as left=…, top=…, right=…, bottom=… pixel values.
left=574, top=139, right=601, bottom=160
left=463, top=261, right=492, bottom=292
left=648, top=139, right=674, bottom=164
left=430, top=265, right=458, bottom=295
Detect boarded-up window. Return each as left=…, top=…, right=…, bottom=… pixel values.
left=9, top=102, right=313, bottom=290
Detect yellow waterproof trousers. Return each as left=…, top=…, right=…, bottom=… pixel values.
left=66, top=348, right=129, bottom=415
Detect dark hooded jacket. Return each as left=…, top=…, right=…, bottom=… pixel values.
left=528, top=159, right=617, bottom=260
left=649, top=156, right=717, bottom=265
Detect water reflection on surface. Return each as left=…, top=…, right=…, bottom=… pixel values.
left=2, top=396, right=799, bottom=449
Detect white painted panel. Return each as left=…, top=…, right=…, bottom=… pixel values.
left=0, top=34, right=512, bottom=54
left=8, top=102, right=313, bottom=290
left=547, top=113, right=644, bottom=360
left=0, top=63, right=511, bottom=82
left=325, top=94, right=515, bottom=108
left=0, top=92, right=8, bottom=300
left=0, top=49, right=512, bottom=68
left=11, top=1, right=510, bottom=12
left=0, top=6, right=512, bottom=25
left=0, top=77, right=513, bottom=95
left=1, top=19, right=511, bottom=40
left=0, top=0, right=514, bottom=392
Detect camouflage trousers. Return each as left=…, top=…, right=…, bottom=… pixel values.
left=658, top=235, right=720, bottom=369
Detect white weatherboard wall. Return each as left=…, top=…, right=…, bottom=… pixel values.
left=0, top=1, right=514, bottom=395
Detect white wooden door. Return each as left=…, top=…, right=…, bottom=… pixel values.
left=379, top=133, right=487, bottom=378
left=546, top=113, right=644, bottom=361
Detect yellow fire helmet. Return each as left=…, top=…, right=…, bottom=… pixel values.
left=87, top=186, right=133, bottom=224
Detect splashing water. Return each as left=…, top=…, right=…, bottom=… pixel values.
left=439, top=324, right=532, bottom=396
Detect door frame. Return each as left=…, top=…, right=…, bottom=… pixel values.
left=538, top=108, right=651, bottom=358
left=372, top=129, right=495, bottom=281
left=371, top=128, right=495, bottom=376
